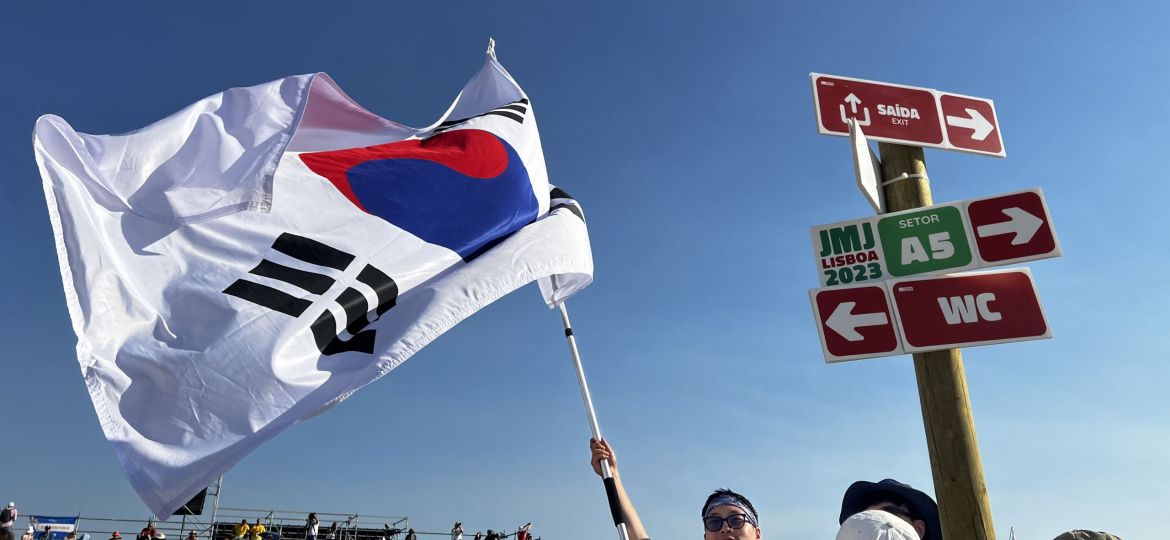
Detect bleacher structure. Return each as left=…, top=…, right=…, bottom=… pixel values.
left=26, top=508, right=410, bottom=540
left=21, top=476, right=417, bottom=540
left=209, top=508, right=410, bottom=540
left=21, top=478, right=532, bottom=539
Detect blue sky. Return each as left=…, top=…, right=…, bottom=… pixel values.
left=2, top=2, right=1167, bottom=539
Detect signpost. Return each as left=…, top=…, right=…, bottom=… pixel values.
left=875, top=141, right=997, bottom=540
left=809, top=188, right=1059, bottom=287
left=811, top=73, right=1006, bottom=157
left=809, top=71, right=1055, bottom=540
left=809, top=71, right=1048, bottom=540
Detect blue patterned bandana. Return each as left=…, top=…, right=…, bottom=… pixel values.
left=702, top=495, right=759, bottom=528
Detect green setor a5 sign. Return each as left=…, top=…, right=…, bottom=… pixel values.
left=811, top=202, right=978, bottom=287
left=877, top=205, right=972, bottom=276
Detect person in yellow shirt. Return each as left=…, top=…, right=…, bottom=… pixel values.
left=232, top=520, right=249, bottom=540
left=249, top=520, right=266, bottom=540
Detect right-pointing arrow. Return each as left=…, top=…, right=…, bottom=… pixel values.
left=826, top=301, right=889, bottom=342
left=976, top=207, right=1044, bottom=245
left=946, top=108, right=994, bottom=141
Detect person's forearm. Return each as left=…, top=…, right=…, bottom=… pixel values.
left=609, top=470, right=649, bottom=540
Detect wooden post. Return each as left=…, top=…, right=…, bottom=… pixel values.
left=878, top=142, right=996, bottom=540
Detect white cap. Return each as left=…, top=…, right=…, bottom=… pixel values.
left=7, top=502, right=13, bottom=507
left=836, top=510, right=919, bottom=540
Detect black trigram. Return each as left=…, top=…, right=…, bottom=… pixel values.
left=549, top=186, right=585, bottom=222
left=223, top=233, right=398, bottom=356
left=432, top=97, right=529, bottom=134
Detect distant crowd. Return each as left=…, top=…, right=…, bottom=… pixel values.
left=449, top=520, right=534, bottom=540
left=0, top=506, right=537, bottom=540
left=225, top=514, right=537, bottom=540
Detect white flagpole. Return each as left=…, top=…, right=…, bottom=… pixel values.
left=556, top=302, right=631, bottom=540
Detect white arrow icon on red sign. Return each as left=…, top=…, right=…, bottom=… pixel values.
left=840, top=93, right=871, bottom=126
left=826, top=301, right=889, bottom=341
left=946, top=108, right=994, bottom=141
left=976, top=207, right=1044, bottom=245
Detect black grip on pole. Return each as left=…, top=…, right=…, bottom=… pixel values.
left=603, top=476, right=625, bottom=526
left=565, top=328, right=574, bottom=337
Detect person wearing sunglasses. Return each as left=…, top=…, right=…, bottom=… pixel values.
left=838, top=479, right=941, bottom=540
left=699, top=489, right=762, bottom=540
left=589, top=438, right=762, bottom=540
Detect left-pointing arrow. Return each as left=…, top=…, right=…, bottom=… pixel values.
left=826, top=301, right=889, bottom=342
left=946, top=108, right=994, bottom=141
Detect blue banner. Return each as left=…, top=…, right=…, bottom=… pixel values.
left=29, top=516, right=78, bottom=540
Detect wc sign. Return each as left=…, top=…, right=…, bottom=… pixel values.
left=888, top=269, right=1050, bottom=352
left=810, top=268, right=1051, bottom=362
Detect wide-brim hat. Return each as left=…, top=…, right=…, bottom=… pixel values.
left=1053, top=532, right=1121, bottom=540
left=839, top=479, right=941, bottom=540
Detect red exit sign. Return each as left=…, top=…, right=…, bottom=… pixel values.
left=811, top=73, right=1005, bottom=157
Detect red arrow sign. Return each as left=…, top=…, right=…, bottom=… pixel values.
left=889, top=269, right=1051, bottom=352
left=966, top=189, right=1061, bottom=265
left=940, top=93, right=1004, bottom=155
left=810, top=284, right=902, bottom=362
left=811, top=73, right=1006, bottom=157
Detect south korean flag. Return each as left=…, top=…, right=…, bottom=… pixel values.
left=34, top=41, right=592, bottom=516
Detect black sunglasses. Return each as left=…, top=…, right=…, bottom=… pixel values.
left=702, top=513, right=751, bottom=532
left=873, top=503, right=919, bottom=522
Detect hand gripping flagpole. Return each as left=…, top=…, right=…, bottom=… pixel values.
left=557, top=302, right=631, bottom=540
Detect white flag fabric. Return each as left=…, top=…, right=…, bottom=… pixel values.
left=33, top=47, right=592, bottom=516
